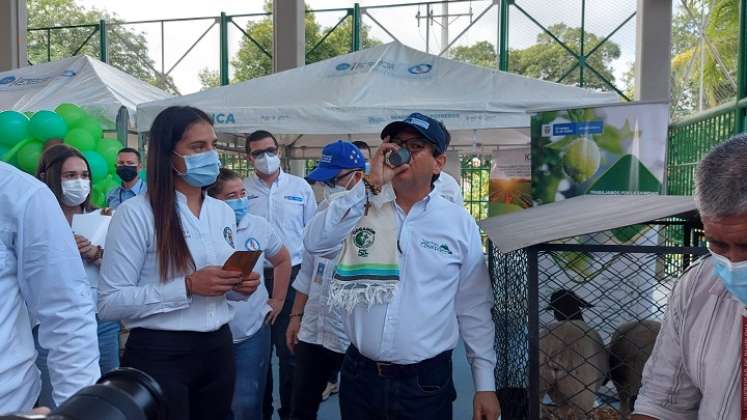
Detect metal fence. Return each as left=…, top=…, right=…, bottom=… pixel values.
left=504, top=0, right=636, bottom=98
left=462, top=155, right=491, bottom=221
left=490, top=220, right=707, bottom=420
left=27, top=0, right=637, bottom=99
left=666, top=102, right=742, bottom=195
left=664, top=0, right=747, bottom=196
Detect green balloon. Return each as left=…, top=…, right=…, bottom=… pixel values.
left=97, top=138, right=124, bottom=172
left=23, top=111, right=34, bottom=118
left=91, top=189, right=106, bottom=209
left=29, top=110, right=68, bottom=142
left=55, top=103, right=86, bottom=128
left=17, top=141, right=43, bottom=174
left=96, top=175, right=120, bottom=197
left=64, top=128, right=97, bottom=151
left=0, top=145, right=9, bottom=160
left=0, top=111, right=30, bottom=147
left=74, top=117, right=103, bottom=140
left=82, top=150, right=108, bottom=182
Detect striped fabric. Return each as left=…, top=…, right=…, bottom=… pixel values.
left=635, top=256, right=742, bottom=419
left=334, top=263, right=400, bottom=281
left=330, top=195, right=400, bottom=311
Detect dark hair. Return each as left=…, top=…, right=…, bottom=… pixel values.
left=148, top=106, right=213, bottom=282
left=207, top=168, right=242, bottom=198
left=352, top=140, right=371, bottom=157
left=37, top=144, right=94, bottom=211
left=118, top=147, right=142, bottom=163
left=245, top=130, right=278, bottom=154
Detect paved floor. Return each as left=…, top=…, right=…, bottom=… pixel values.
left=270, top=340, right=477, bottom=420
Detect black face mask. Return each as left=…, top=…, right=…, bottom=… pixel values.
left=116, top=165, right=139, bottom=182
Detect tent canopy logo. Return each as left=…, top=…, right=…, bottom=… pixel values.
left=408, top=64, right=432, bottom=74
left=329, top=59, right=432, bottom=79
left=0, top=69, right=77, bottom=89
left=211, top=112, right=236, bottom=124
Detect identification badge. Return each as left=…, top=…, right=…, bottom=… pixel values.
left=313, top=260, right=325, bottom=284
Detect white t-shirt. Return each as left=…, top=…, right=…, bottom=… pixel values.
left=229, top=213, right=284, bottom=342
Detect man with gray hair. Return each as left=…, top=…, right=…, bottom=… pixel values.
left=632, top=134, right=747, bottom=419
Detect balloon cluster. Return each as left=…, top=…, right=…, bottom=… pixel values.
left=0, top=103, right=125, bottom=208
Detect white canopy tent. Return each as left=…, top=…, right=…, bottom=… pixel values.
left=137, top=42, right=618, bottom=157
left=0, top=55, right=171, bottom=132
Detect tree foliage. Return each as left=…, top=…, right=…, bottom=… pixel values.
left=199, top=1, right=381, bottom=89
left=452, top=24, right=621, bottom=93
left=451, top=41, right=497, bottom=69
left=27, top=0, right=179, bottom=93
left=509, top=24, right=621, bottom=91
left=670, top=0, right=738, bottom=116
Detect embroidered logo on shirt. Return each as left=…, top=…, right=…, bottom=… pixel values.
left=284, top=195, right=303, bottom=202
left=353, top=227, right=375, bottom=257
left=420, top=240, right=453, bottom=255
left=223, top=226, right=235, bottom=247
left=244, top=237, right=261, bottom=251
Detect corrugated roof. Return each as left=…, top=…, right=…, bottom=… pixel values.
left=478, top=194, right=697, bottom=253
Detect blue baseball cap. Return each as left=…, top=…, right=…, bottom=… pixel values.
left=380, top=112, right=450, bottom=154
left=306, top=140, right=366, bottom=182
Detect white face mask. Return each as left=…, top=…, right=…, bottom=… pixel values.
left=61, top=178, right=91, bottom=207
left=254, top=152, right=281, bottom=175
left=323, top=172, right=357, bottom=201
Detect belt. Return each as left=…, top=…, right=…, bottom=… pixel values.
left=347, top=345, right=452, bottom=378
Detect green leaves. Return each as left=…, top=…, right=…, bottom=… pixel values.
left=593, top=120, right=635, bottom=155
left=546, top=135, right=580, bottom=151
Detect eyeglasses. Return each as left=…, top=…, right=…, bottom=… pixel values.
left=249, top=147, right=278, bottom=158
left=323, top=170, right=358, bottom=188
left=388, top=137, right=429, bottom=154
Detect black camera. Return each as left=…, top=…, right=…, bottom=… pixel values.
left=385, top=148, right=411, bottom=167
left=1, top=368, right=166, bottom=420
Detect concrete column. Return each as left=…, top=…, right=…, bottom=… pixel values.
left=0, top=0, right=27, bottom=72
left=272, top=0, right=304, bottom=73
left=288, top=159, right=307, bottom=177
left=634, top=0, right=672, bottom=101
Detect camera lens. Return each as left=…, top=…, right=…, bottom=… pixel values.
left=49, top=368, right=166, bottom=420
left=387, top=148, right=411, bottom=167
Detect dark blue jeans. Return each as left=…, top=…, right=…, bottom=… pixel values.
left=263, top=265, right=300, bottom=420
left=229, top=323, right=271, bottom=420
left=339, top=346, right=456, bottom=420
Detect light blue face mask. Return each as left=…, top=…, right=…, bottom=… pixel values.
left=364, top=161, right=371, bottom=175
left=711, top=251, right=747, bottom=305
left=226, top=196, right=249, bottom=224
left=175, top=149, right=221, bottom=187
